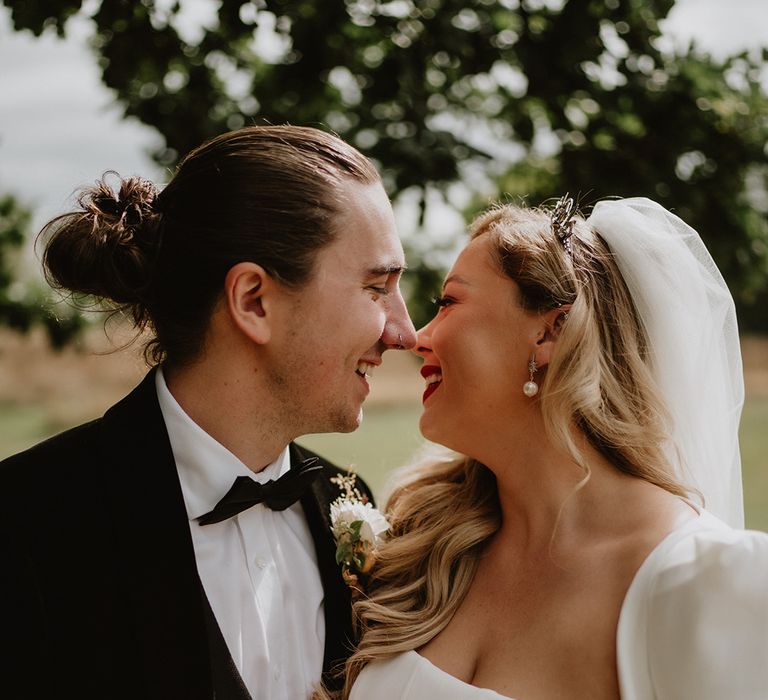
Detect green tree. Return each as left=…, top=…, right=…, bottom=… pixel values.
left=0, top=195, right=84, bottom=346
left=3, top=0, right=767, bottom=329
left=490, top=44, right=768, bottom=323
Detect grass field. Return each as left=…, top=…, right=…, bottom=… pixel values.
left=740, top=396, right=768, bottom=530
left=2, top=396, right=766, bottom=531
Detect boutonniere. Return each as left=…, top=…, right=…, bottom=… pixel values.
left=329, top=473, right=389, bottom=595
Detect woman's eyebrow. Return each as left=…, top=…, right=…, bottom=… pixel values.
left=442, top=274, right=470, bottom=290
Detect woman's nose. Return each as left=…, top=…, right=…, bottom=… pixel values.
left=412, top=321, right=433, bottom=358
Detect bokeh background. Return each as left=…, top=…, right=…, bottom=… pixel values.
left=1, top=0, right=766, bottom=528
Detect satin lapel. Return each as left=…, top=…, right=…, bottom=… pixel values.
left=293, top=443, right=354, bottom=681
left=97, top=369, right=213, bottom=699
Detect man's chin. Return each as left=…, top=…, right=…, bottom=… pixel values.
left=306, top=406, right=364, bottom=436
left=336, top=406, right=364, bottom=433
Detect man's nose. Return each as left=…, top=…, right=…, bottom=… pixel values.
left=385, top=290, right=417, bottom=349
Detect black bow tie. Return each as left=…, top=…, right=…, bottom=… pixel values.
left=197, top=457, right=323, bottom=526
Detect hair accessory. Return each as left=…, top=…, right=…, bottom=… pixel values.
left=523, top=354, right=539, bottom=397
left=551, top=193, right=576, bottom=259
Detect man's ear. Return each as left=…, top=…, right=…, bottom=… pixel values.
left=533, top=304, right=572, bottom=367
left=223, top=262, right=278, bottom=345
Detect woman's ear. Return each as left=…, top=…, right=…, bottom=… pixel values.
left=534, top=304, right=572, bottom=367
left=223, top=262, right=276, bottom=345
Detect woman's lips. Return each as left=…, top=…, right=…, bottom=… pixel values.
left=420, top=364, right=442, bottom=403
left=422, top=381, right=440, bottom=402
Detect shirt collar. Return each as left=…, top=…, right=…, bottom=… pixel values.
left=155, top=367, right=292, bottom=521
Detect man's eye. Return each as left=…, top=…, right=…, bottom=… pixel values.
left=369, top=286, right=388, bottom=295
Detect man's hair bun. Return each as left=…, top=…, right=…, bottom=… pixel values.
left=41, top=172, right=162, bottom=313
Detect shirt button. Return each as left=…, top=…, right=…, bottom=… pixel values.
left=273, top=667, right=281, bottom=680
left=255, top=557, right=267, bottom=569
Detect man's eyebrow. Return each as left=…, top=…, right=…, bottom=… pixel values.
left=366, top=263, right=407, bottom=277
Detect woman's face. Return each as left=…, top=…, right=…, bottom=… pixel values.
left=414, top=235, right=543, bottom=453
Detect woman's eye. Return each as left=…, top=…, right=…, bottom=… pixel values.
left=432, top=295, right=454, bottom=308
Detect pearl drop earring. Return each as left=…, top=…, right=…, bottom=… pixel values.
left=523, top=355, right=539, bottom=397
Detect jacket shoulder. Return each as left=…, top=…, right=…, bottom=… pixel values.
left=0, top=419, right=105, bottom=528
left=1, top=418, right=102, bottom=476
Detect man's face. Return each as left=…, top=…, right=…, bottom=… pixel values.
left=266, top=179, right=416, bottom=435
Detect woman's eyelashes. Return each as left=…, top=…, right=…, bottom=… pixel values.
left=432, top=295, right=455, bottom=308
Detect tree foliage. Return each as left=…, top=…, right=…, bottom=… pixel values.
left=4, top=0, right=768, bottom=329
left=0, top=195, right=85, bottom=346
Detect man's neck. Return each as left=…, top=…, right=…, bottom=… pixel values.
left=162, top=362, right=292, bottom=474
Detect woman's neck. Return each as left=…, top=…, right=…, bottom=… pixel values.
left=477, top=422, right=652, bottom=557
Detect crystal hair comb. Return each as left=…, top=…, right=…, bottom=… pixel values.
left=551, top=193, right=576, bottom=259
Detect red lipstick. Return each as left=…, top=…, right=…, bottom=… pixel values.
left=420, top=364, right=442, bottom=403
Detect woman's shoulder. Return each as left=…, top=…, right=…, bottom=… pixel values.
left=639, top=511, right=768, bottom=623
left=618, top=510, right=768, bottom=699
left=644, top=509, right=768, bottom=575
left=621, top=508, right=768, bottom=626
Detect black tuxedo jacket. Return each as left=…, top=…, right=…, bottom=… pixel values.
left=0, top=370, right=369, bottom=699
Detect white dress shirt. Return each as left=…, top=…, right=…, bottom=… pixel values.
left=155, top=369, right=325, bottom=700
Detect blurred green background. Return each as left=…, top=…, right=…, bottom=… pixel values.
left=0, top=1, right=765, bottom=530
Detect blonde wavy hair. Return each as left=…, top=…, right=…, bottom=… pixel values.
left=324, top=202, right=690, bottom=699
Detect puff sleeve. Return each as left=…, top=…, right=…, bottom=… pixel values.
left=644, top=527, right=768, bottom=699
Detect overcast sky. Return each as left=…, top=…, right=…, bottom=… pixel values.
left=1, top=0, right=766, bottom=245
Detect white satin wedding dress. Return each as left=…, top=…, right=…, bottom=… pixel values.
left=350, top=509, right=768, bottom=700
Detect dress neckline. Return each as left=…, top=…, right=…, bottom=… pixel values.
left=405, top=505, right=721, bottom=700
left=407, top=650, right=516, bottom=699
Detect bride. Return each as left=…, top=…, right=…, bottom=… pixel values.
left=338, top=197, right=768, bottom=699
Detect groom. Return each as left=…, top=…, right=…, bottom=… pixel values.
left=0, top=127, right=416, bottom=699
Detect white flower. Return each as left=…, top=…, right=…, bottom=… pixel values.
left=329, top=473, right=390, bottom=588
left=330, top=499, right=389, bottom=547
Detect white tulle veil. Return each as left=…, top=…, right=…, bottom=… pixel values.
left=585, top=198, right=745, bottom=527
